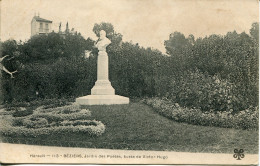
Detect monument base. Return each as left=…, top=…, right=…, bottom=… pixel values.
left=91, top=80, right=115, bottom=95
left=76, top=95, right=129, bottom=105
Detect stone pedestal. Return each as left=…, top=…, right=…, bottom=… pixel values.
left=76, top=42, right=129, bottom=105
left=91, top=52, right=115, bottom=95
left=76, top=95, right=129, bottom=105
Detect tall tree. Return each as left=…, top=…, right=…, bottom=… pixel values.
left=250, top=22, right=259, bottom=43
left=164, top=32, right=191, bottom=56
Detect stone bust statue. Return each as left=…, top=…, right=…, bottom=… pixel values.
left=95, top=30, right=111, bottom=52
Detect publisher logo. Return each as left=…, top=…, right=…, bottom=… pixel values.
left=233, top=149, right=244, bottom=160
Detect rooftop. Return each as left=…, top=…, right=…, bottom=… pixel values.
left=33, top=16, right=52, bottom=23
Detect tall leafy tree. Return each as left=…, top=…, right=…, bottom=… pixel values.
left=250, top=22, right=259, bottom=43
left=164, top=32, right=191, bottom=56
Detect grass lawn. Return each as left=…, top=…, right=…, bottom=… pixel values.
left=1, top=101, right=258, bottom=153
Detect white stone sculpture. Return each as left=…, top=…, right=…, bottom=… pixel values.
left=91, top=30, right=115, bottom=95
left=76, top=30, right=129, bottom=105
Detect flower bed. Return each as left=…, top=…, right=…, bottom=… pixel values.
left=0, top=104, right=106, bottom=137
left=143, top=98, right=258, bottom=130
left=0, top=119, right=105, bottom=137
left=30, top=109, right=92, bottom=123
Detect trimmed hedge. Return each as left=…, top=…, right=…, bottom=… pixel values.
left=0, top=120, right=105, bottom=137
left=143, top=98, right=258, bottom=130
left=30, top=104, right=92, bottom=122
left=23, top=117, right=49, bottom=129
left=11, top=104, right=92, bottom=123
left=34, top=104, right=83, bottom=114
left=0, top=104, right=105, bottom=137
left=12, top=107, right=34, bottom=117
left=29, top=109, right=91, bottom=122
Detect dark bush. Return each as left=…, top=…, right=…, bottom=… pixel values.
left=167, top=69, right=242, bottom=112
left=23, top=117, right=49, bottom=129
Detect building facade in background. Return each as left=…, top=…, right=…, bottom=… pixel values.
left=31, top=15, right=52, bottom=37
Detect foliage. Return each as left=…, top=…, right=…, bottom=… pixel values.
left=109, top=42, right=166, bottom=97
left=4, top=98, right=72, bottom=110
left=0, top=104, right=105, bottom=137
left=144, top=98, right=258, bottom=130
left=12, top=107, right=34, bottom=117
left=167, top=69, right=244, bottom=112
left=250, top=22, right=259, bottom=43
left=18, top=32, right=87, bottom=63
left=164, top=32, right=192, bottom=56
left=1, top=32, right=94, bottom=102
left=23, top=117, right=49, bottom=129
left=163, top=23, right=258, bottom=112
left=2, top=53, right=96, bottom=101
left=30, top=104, right=92, bottom=122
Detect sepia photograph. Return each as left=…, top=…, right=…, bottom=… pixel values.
left=0, top=0, right=259, bottom=164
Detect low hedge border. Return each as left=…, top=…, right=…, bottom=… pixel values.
left=30, top=109, right=92, bottom=123
left=11, top=105, right=92, bottom=125
left=0, top=119, right=105, bottom=137
left=34, top=104, right=83, bottom=114
left=143, top=98, right=258, bottom=130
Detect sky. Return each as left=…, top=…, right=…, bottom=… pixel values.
left=1, top=0, right=259, bottom=53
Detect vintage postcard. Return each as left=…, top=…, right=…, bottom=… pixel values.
left=0, top=0, right=259, bottom=164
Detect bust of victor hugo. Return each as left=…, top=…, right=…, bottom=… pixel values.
left=95, top=30, right=111, bottom=52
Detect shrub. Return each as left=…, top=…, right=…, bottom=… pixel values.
left=29, top=105, right=91, bottom=123
left=144, top=98, right=258, bottom=130
left=59, top=120, right=98, bottom=127
left=30, top=110, right=91, bottom=123
left=10, top=104, right=93, bottom=128
left=4, top=98, right=72, bottom=110
left=12, top=107, right=34, bottom=117
left=42, top=100, right=72, bottom=109
left=0, top=119, right=105, bottom=137
left=167, top=69, right=246, bottom=112
left=35, top=104, right=81, bottom=113
left=23, top=117, right=48, bottom=128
